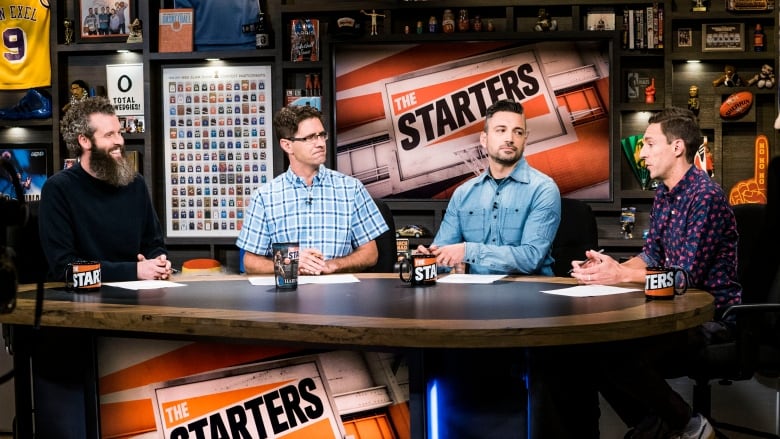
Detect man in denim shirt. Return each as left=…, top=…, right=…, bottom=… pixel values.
left=418, top=99, right=561, bottom=438
left=418, top=99, right=561, bottom=275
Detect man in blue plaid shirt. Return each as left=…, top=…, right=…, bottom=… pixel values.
left=237, top=105, right=388, bottom=275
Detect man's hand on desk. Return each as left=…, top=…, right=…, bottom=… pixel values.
left=570, top=250, right=623, bottom=285
left=137, top=253, right=173, bottom=280
left=415, top=243, right=465, bottom=269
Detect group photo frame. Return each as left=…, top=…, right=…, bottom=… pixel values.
left=77, top=0, right=132, bottom=43
left=702, top=23, right=745, bottom=52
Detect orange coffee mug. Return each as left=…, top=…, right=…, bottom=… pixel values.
left=645, top=266, right=688, bottom=300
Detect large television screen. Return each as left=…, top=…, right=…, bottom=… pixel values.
left=334, top=39, right=612, bottom=201
left=0, top=147, right=48, bottom=202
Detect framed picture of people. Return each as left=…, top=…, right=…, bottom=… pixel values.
left=161, top=65, right=274, bottom=238
left=77, top=0, right=132, bottom=43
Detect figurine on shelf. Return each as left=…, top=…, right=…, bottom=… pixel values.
left=747, top=64, right=776, bottom=88
left=64, top=18, right=75, bottom=45
left=534, top=8, right=557, bottom=32
left=644, top=78, right=656, bottom=104
left=126, top=18, right=142, bottom=43
left=712, top=64, right=742, bottom=87
left=63, top=79, right=89, bottom=113
left=620, top=207, right=636, bottom=239
left=360, top=9, right=385, bottom=36
left=687, top=85, right=700, bottom=115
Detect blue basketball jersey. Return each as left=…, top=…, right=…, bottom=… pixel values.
left=174, top=0, right=257, bottom=51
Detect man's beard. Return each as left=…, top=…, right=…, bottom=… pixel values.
left=489, top=149, right=521, bottom=167
left=90, top=143, right=136, bottom=187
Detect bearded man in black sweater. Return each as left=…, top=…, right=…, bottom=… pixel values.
left=39, top=96, right=171, bottom=282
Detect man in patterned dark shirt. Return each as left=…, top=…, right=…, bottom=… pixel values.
left=531, top=107, right=739, bottom=439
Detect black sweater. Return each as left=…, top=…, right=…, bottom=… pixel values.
left=38, top=163, right=166, bottom=281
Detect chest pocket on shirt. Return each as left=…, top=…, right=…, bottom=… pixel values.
left=500, top=208, right=526, bottom=244
left=459, top=209, right=487, bottom=240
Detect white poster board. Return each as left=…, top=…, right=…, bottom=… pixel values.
left=106, top=63, right=145, bottom=116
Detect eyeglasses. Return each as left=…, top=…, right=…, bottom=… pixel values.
left=286, top=131, right=328, bottom=144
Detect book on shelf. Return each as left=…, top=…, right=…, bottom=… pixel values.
left=290, top=18, right=319, bottom=62
left=622, top=4, right=664, bottom=50
left=159, top=8, right=194, bottom=53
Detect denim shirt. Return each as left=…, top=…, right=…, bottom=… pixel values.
left=433, top=158, right=561, bottom=275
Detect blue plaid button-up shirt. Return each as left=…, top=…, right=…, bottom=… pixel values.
left=237, top=165, right=388, bottom=259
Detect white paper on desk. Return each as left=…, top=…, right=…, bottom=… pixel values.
left=248, top=274, right=360, bottom=286
left=104, top=280, right=187, bottom=290
left=541, top=285, right=640, bottom=297
left=437, top=274, right=507, bottom=284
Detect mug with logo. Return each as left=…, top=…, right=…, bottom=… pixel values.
left=399, top=254, right=437, bottom=286
left=272, top=242, right=299, bottom=290
left=645, top=266, right=688, bottom=300
left=65, top=260, right=102, bottom=292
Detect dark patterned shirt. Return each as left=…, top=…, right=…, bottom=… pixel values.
left=640, top=166, right=741, bottom=309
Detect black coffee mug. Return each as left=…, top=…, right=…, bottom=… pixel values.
left=399, top=254, right=437, bottom=286
left=65, top=260, right=102, bottom=292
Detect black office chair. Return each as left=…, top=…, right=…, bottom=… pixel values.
left=686, top=197, right=780, bottom=437
left=551, top=197, right=599, bottom=277
left=366, top=198, right=397, bottom=273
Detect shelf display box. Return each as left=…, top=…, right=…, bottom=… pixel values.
left=291, top=19, right=319, bottom=61
left=159, top=8, right=194, bottom=53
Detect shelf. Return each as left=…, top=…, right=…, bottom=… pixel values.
left=148, top=49, right=278, bottom=61
left=0, top=119, right=53, bottom=128
left=600, top=238, right=645, bottom=247
left=57, top=42, right=143, bottom=53
left=668, top=52, right=775, bottom=61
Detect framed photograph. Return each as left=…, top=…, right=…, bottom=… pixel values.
left=702, top=23, right=745, bottom=52
left=585, top=9, right=616, bottom=31
left=677, top=28, right=693, bottom=47
left=77, top=0, right=132, bottom=43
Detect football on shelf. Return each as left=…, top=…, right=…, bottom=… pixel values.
left=719, top=91, right=754, bottom=119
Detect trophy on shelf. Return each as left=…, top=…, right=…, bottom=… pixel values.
left=692, top=0, right=708, bottom=12
left=64, top=18, right=74, bottom=45
left=126, top=18, right=143, bottom=43
left=620, top=207, right=637, bottom=239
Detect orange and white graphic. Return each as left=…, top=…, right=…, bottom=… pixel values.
left=335, top=40, right=611, bottom=200
left=150, top=357, right=344, bottom=439
left=97, top=338, right=410, bottom=438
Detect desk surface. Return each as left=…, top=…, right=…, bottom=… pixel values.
left=1, top=274, right=714, bottom=348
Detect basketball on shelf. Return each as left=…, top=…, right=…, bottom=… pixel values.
left=719, top=91, right=753, bottom=119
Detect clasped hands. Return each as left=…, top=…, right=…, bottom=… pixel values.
left=137, top=254, right=172, bottom=280
left=569, top=249, right=621, bottom=285
left=297, top=248, right=332, bottom=276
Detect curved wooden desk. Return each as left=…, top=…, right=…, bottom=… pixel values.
left=2, top=274, right=714, bottom=439
left=5, top=273, right=714, bottom=348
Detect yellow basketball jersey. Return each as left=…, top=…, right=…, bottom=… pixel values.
left=1, top=0, right=51, bottom=90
